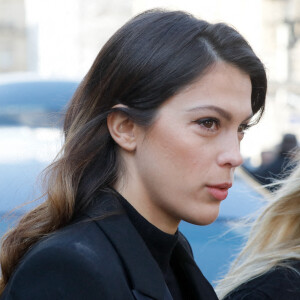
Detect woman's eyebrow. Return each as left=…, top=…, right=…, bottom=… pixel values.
left=186, top=105, right=253, bottom=123
left=186, top=105, right=232, bottom=121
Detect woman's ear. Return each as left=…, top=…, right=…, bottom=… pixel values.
left=107, top=105, right=137, bottom=152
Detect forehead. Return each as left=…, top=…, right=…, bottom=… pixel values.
left=159, top=62, right=252, bottom=118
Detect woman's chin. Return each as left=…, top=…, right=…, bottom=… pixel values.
left=183, top=211, right=220, bottom=226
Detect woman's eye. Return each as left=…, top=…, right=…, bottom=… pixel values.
left=237, top=124, right=251, bottom=140
left=194, top=118, right=220, bottom=131
left=238, top=124, right=250, bottom=134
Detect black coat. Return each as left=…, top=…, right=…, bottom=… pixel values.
left=1, top=192, right=218, bottom=300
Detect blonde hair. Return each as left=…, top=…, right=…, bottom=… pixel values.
left=216, top=156, right=300, bottom=299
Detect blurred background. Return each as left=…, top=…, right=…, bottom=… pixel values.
left=1, top=0, right=299, bottom=285
left=2, top=0, right=300, bottom=162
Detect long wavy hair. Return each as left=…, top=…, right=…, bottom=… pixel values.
left=216, top=154, right=300, bottom=299
left=0, top=9, right=267, bottom=293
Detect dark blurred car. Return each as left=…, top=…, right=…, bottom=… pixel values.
left=0, top=74, right=265, bottom=285
left=0, top=75, right=78, bottom=128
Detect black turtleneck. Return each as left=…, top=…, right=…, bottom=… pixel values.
left=117, top=193, right=184, bottom=300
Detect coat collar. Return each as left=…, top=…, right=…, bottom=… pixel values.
left=85, top=192, right=171, bottom=300
left=172, top=239, right=218, bottom=300
left=84, top=191, right=217, bottom=300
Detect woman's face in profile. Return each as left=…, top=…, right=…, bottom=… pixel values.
left=132, top=62, right=252, bottom=232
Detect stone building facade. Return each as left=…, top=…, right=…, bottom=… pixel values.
left=0, top=0, right=27, bottom=72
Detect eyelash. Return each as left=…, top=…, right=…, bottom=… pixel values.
left=193, top=118, right=252, bottom=136
left=238, top=123, right=251, bottom=134
left=193, top=118, right=220, bottom=132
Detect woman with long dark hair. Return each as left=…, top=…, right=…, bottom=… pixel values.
left=0, top=9, right=266, bottom=300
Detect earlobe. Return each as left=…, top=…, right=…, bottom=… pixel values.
left=107, top=105, right=137, bottom=152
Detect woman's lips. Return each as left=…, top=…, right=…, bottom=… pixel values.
left=206, top=183, right=232, bottom=201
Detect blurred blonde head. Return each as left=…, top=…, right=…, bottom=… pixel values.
left=216, top=153, right=300, bottom=299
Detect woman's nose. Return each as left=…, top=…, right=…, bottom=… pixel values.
left=217, top=137, right=244, bottom=168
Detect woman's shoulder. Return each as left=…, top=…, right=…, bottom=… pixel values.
left=2, top=217, right=131, bottom=299
left=15, top=218, right=121, bottom=274
left=225, top=261, right=300, bottom=300
left=23, top=192, right=125, bottom=264
left=22, top=216, right=122, bottom=267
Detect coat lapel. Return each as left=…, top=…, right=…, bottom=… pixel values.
left=132, top=289, right=173, bottom=300
left=172, top=236, right=218, bottom=300
left=85, top=192, right=173, bottom=300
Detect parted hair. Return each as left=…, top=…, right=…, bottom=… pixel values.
left=0, top=9, right=267, bottom=293
left=216, top=154, right=300, bottom=299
